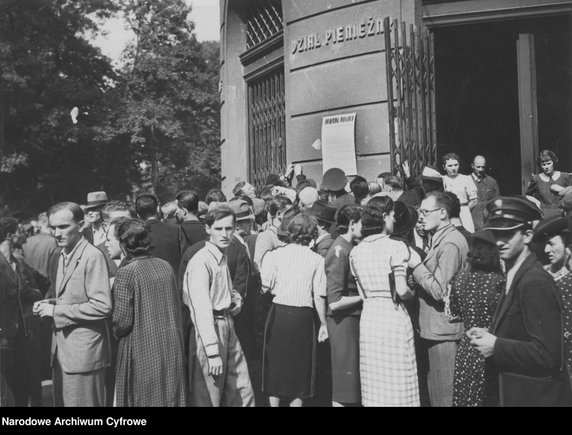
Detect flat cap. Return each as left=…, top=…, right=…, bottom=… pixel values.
left=484, top=196, right=542, bottom=231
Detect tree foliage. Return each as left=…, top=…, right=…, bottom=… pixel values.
left=0, top=0, right=221, bottom=218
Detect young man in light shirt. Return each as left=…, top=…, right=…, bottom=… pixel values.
left=183, top=205, right=255, bottom=407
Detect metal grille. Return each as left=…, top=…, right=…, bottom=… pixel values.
left=246, top=0, right=283, bottom=50
left=248, top=69, right=286, bottom=189
left=384, top=17, right=437, bottom=177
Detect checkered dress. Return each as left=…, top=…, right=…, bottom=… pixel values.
left=112, top=256, right=187, bottom=407
left=350, top=235, right=420, bottom=407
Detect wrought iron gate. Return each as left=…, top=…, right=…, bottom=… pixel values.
left=248, top=69, right=286, bottom=189
left=384, top=18, right=437, bottom=177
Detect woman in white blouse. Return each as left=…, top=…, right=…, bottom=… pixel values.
left=260, top=212, right=328, bottom=407
left=442, top=152, right=477, bottom=233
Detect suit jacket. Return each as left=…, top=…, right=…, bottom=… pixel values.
left=226, top=235, right=251, bottom=299
left=413, top=223, right=468, bottom=341
left=146, top=219, right=184, bottom=277
left=48, top=238, right=112, bottom=374
left=491, top=253, right=572, bottom=406
left=0, top=254, right=42, bottom=344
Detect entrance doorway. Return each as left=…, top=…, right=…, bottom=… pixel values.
left=433, top=15, right=572, bottom=196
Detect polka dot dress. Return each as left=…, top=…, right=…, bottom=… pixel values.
left=556, top=273, right=572, bottom=391
left=448, top=269, right=504, bottom=407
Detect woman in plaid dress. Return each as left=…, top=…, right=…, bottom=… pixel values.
left=112, top=219, right=187, bottom=406
left=350, top=197, right=420, bottom=406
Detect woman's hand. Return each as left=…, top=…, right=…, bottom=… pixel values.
left=550, top=184, right=564, bottom=194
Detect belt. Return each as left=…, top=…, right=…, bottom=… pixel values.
left=212, top=310, right=229, bottom=317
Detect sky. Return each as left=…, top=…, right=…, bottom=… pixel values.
left=91, top=0, right=220, bottom=65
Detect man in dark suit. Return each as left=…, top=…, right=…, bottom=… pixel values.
left=136, top=194, right=185, bottom=276
left=468, top=197, right=572, bottom=406
left=176, top=190, right=207, bottom=252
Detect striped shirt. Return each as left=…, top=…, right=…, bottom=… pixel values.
left=260, top=244, right=327, bottom=308
left=183, top=241, right=242, bottom=357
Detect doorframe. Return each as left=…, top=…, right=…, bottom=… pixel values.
left=423, top=0, right=572, bottom=194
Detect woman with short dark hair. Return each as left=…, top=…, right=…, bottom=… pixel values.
left=112, top=219, right=187, bottom=406
left=447, top=230, right=504, bottom=407
left=526, top=149, right=572, bottom=218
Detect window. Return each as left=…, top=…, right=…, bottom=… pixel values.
left=246, top=0, right=283, bottom=50
left=248, top=69, right=286, bottom=188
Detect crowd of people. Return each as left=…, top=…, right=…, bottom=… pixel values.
left=1, top=149, right=572, bottom=407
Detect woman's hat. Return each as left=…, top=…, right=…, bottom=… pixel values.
left=392, top=201, right=419, bottom=236
left=470, top=229, right=497, bottom=246
left=419, top=166, right=443, bottom=183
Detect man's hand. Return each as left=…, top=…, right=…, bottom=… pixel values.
left=318, top=324, right=328, bottom=343
left=229, top=299, right=242, bottom=317
left=33, top=301, right=55, bottom=318
left=467, top=327, right=496, bottom=358
left=402, top=160, right=411, bottom=178
left=208, top=355, right=223, bottom=377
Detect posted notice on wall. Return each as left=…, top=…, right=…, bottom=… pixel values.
left=321, top=113, right=357, bottom=175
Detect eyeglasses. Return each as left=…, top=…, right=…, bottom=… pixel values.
left=418, top=208, right=442, bottom=217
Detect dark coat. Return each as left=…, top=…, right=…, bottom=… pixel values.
left=146, top=219, right=184, bottom=277
left=112, top=256, right=187, bottom=406
left=491, top=253, right=572, bottom=406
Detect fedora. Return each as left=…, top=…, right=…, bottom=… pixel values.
left=86, top=191, right=108, bottom=210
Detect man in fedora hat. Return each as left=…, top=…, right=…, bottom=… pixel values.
left=468, top=197, right=572, bottom=406
left=321, top=168, right=354, bottom=211
left=308, top=200, right=337, bottom=258
left=82, top=191, right=108, bottom=246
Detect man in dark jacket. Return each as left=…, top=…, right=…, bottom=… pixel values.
left=136, top=194, right=185, bottom=276
left=468, top=197, right=572, bottom=406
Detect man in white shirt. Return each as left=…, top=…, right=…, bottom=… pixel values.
left=183, top=205, right=255, bottom=407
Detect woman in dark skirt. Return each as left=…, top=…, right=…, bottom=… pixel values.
left=325, top=204, right=363, bottom=406
left=260, top=212, right=328, bottom=407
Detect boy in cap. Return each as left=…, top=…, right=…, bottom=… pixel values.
left=468, top=197, right=572, bottom=406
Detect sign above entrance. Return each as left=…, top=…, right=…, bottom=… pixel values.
left=291, top=17, right=384, bottom=55
left=321, top=113, right=358, bottom=176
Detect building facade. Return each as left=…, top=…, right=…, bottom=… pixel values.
left=219, top=0, right=572, bottom=196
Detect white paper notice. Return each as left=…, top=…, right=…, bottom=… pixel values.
left=321, top=113, right=357, bottom=175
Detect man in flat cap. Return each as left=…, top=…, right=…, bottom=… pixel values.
left=468, top=197, right=572, bottom=406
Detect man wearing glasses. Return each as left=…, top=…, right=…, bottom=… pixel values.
left=408, top=191, right=469, bottom=406
left=468, top=197, right=572, bottom=406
